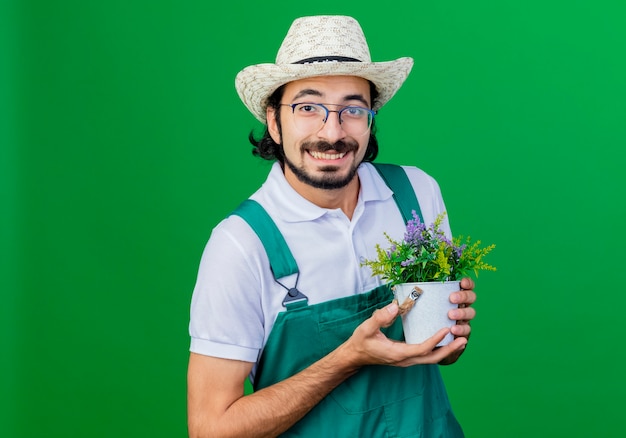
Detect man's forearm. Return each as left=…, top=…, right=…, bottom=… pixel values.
left=191, top=347, right=358, bottom=438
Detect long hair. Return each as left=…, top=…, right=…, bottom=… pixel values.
left=248, top=81, right=380, bottom=163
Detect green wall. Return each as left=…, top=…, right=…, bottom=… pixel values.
left=2, top=1, right=625, bottom=436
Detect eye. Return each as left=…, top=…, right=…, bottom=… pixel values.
left=342, top=106, right=367, bottom=118
left=296, top=103, right=322, bottom=115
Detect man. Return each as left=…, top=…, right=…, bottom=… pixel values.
left=187, top=15, right=476, bottom=437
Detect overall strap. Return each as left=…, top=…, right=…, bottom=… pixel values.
left=372, top=163, right=423, bottom=223
left=230, top=199, right=299, bottom=279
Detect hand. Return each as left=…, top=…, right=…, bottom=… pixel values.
left=449, top=277, right=476, bottom=338
left=341, top=301, right=468, bottom=370
left=440, top=277, right=476, bottom=364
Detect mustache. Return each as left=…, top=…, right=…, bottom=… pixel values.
left=301, top=140, right=359, bottom=154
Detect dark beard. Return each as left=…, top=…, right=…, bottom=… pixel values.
left=284, top=140, right=361, bottom=190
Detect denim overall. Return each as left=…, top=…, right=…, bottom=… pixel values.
left=232, top=164, right=464, bottom=437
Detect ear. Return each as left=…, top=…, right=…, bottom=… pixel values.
left=267, top=106, right=282, bottom=144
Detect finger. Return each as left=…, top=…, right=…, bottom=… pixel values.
left=450, top=289, right=476, bottom=306
left=398, top=336, right=467, bottom=367
left=450, top=323, right=471, bottom=338
left=449, top=306, right=476, bottom=322
left=367, top=302, right=399, bottom=331
left=460, top=277, right=475, bottom=290
left=399, top=327, right=451, bottom=356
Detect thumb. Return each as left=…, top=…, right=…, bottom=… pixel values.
left=371, top=301, right=399, bottom=329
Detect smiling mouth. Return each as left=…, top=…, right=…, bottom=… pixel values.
left=309, top=150, right=347, bottom=160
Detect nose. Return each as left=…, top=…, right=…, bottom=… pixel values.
left=316, top=110, right=346, bottom=142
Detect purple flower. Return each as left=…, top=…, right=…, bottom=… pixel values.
left=401, top=258, right=415, bottom=267
left=404, top=210, right=426, bottom=245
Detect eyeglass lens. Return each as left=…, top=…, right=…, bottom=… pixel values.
left=290, top=103, right=373, bottom=136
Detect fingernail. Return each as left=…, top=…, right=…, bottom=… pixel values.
left=387, top=302, right=398, bottom=314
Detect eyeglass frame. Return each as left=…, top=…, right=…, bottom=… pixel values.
left=279, top=102, right=377, bottom=135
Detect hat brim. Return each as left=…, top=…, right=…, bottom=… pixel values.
left=235, top=57, right=413, bottom=123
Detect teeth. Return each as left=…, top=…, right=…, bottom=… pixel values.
left=310, top=151, right=346, bottom=160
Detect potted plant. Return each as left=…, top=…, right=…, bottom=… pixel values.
left=361, top=211, right=496, bottom=345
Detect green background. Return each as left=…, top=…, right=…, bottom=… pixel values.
left=2, top=1, right=625, bottom=437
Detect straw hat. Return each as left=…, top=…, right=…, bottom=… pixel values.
left=235, top=15, right=414, bottom=123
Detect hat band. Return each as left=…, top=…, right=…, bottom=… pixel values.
left=293, top=56, right=361, bottom=64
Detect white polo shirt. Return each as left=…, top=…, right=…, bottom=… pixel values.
left=189, top=162, right=450, bottom=379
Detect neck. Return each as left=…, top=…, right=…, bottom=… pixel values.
left=284, top=170, right=361, bottom=220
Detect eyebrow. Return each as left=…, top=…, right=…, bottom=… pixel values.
left=291, top=89, right=370, bottom=107
left=292, top=88, right=323, bottom=101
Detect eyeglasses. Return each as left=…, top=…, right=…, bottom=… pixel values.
left=280, top=103, right=376, bottom=137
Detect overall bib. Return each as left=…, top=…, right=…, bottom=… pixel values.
left=232, top=164, right=464, bottom=437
